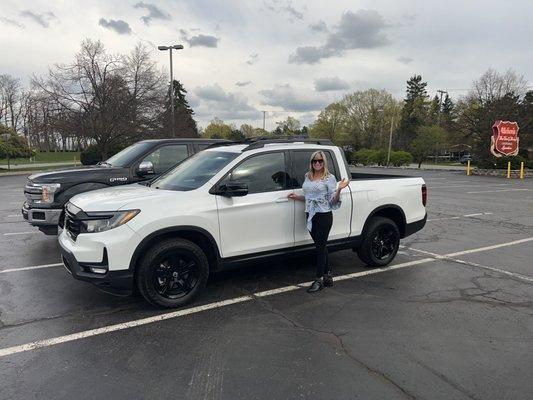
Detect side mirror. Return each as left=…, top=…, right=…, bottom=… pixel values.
left=212, top=182, right=248, bottom=197
left=137, top=161, right=155, bottom=176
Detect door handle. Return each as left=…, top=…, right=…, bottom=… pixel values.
left=275, top=197, right=289, bottom=203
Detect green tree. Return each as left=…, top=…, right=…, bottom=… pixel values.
left=0, top=124, right=34, bottom=160
left=275, top=116, right=301, bottom=135
left=160, top=80, right=198, bottom=138
left=310, top=102, right=346, bottom=143
left=203, top=117, right=233, bottom=139
left=427, top=95, right=441, bottom=126
left=397, top=75, right=429, bottom=149
left=411, top=125, right=446, bottom=168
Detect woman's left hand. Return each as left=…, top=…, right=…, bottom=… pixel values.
left=338, top=178, right=349, bottom=190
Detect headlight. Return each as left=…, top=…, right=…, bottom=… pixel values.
left=41, top=183, right=61, bottom=203
left=83, top=210, right=140, bottom=233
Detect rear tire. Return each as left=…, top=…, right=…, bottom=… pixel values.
left=136, top=238, right=209, bottom=308
left=357, top=217, right=400, bottom=268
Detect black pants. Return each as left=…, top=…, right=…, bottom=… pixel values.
left=307, top=211, right=333, bottom=279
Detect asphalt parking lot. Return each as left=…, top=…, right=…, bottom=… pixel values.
left=0, top=169, right=532, bottom=400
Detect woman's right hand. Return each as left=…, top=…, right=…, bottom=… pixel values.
left=287, top=193, right=298, bottom=200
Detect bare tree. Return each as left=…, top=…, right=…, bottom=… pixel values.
left=0, top=74, right=24, bottom=131
left=34, top=39, right=167, bottom=158
left=470, top=68, right=528, bottom=103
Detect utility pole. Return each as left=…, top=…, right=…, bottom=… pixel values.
left=158, top=44, right=184, bottom=137
left=262, top=111, right=266, bottom=132
left=436, top=89, right=447, bottom=125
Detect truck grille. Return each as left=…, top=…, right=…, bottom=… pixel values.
left=65, top=211, right=82, bottom=240
left=24, top=180, right=42, bottom=204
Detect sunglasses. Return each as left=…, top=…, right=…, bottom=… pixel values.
left=312, top=159, right=324, bottom=164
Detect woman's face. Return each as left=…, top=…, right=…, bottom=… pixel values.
left=311, top=154, right=324, bottom=172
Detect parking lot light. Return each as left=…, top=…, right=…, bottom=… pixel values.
left=158, top=43, right=184, bottom=137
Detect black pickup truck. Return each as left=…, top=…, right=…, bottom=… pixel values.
left=22, top=138, right=227, bottom=235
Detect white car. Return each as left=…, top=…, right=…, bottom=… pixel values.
left=59, top=139, right=427, bottom=308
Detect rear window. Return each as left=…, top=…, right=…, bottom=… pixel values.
left=290, top=150, right=339, bottom=188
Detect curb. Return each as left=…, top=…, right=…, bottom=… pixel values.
left=0, top=171, right=34, bottom=177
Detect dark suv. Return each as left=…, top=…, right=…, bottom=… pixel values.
left=22, top=138, right=227, bottom=235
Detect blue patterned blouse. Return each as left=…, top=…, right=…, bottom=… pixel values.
left=301, top=173, right=342, bottom=231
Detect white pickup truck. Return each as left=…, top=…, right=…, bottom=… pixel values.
left=59, top=139, right=427, bottom=308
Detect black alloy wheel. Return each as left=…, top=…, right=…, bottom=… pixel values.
left=137, top=238, right=209, bottom=308
left=357, top=216, right=400, bottom=268
left=152, top=252, right=199, bottom=299
left=370, top=226, right=397, bottom=260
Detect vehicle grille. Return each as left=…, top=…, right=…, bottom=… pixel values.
left=65, top=211, right=82, bottom=240
left=24, top=180, right=42, bottom=204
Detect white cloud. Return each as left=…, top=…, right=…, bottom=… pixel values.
left=314, top=76, right=350, bottom=91
left=260, top=84, right=328, bottom=111
left=195, top=84, right=259, bottom=120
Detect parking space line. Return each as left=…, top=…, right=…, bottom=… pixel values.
left=467, top=189, right=528, bottom=194
left=0, top=258, right=438, bottom=358
left=445, top=237, right=533, bottom=257
left=0, top=263, right=63, bottom=274
left=401, top=245, right=533, bottom=282
left=6, top=215, right=21, bottom=218
left=0, top=237, right=531, bottom=358
left=427, top=212, right=492, bottom=222
left=3, top=231, right=40, bottom=236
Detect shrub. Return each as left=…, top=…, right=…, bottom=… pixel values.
left=477, top=155, right=528, bottom=170
left=0, top=128, right=35, bottom=159
left=80, top=144, right=124, bottom=165
left=390, top=151, right=413, bottom=167
left=353, top=149, right=377, bottom=166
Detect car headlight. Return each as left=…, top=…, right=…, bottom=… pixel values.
left=41, top=183, right=61, bottom=203
left=83, top=210, right=140, bottom=233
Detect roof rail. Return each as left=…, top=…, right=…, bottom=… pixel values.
left=241, top=138, right=334, bottom=152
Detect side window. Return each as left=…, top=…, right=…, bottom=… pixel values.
left=142, top=145, right=189, bottom=174
left=224, top=152, right=288, bottom=194
left=290, top=150, right=339, bottom=188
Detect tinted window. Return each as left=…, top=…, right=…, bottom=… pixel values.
left=197, top=144, right=212, bottom=151
left=152, top=151, right=238, bottom=191
left=105, top=142, right=153, bottom=167
left=224, top=152, right=288, bottom=194
left=290, top=150, right=339, bottom=188
left=142, top=145, right=189, bottom=173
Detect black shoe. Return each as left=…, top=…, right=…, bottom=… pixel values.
left=323, top=274, right=333, bottom=287
left=307, top=280, right=324, bottom=293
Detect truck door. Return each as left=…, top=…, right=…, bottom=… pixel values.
left=289, top=149, right=352, bottom=246
left=215, top=151, right=295, bottom=258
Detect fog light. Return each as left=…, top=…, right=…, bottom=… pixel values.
left=89, top=267, right=107, bottom=274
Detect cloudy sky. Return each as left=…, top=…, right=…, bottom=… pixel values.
left=1, top=0, right=532, bottom=128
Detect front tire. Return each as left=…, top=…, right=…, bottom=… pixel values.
left=357, top=217, right=400, bottom=268
left=136, top=238, right=209, bottom=308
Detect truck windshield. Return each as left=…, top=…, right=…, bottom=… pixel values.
left=152, top=150, right=239, bottom=191
left=105, top=142, right=153, bottom=167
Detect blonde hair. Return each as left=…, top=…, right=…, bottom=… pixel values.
left=307, top=150, right=331, bottom=179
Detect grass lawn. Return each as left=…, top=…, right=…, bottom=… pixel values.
left=0, top=151, right=80, bottom=165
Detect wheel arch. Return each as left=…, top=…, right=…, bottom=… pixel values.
left=363, top=204, right=407, bottom=238
left=129, top=226, right=221, bottom=273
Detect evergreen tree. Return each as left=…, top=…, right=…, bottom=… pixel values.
left=427, top=95, right=441, bottom=125
left=397, top=75, right=428, bottom=149
left=159, top=80, right=198, bottom=138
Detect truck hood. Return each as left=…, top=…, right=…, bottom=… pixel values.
left=28, top=165, right=128, bottom=184
left=69, top=184, right=186, bottom=212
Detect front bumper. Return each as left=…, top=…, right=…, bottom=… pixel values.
left=59, top=240, right=134, bottom=296
left=58, top=225, right=139, bottom=296
left=22, top=202, right=62, bottom=226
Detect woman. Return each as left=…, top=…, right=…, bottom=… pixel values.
left=288, top=151, right=349, bottom=293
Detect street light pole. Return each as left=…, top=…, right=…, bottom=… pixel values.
left=158, top=44, right=184, bottom=137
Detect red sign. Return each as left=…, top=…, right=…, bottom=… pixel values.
left=490, top=121, right=519, bottom=157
